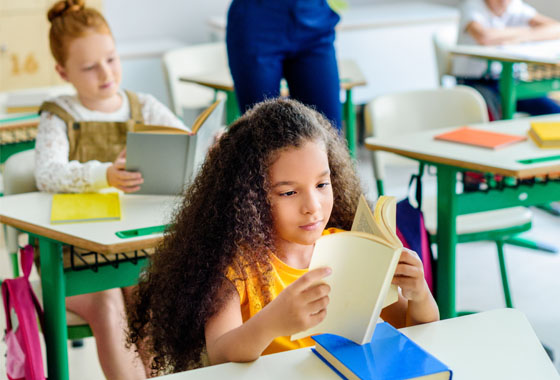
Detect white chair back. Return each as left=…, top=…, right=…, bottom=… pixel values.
left=162, top=42, right=228, bottom=123
left=3, top=149, right=37, bottom=255
left=368, top=86, right=488, bottom=181
left=433, top=28, right=459, bottom=86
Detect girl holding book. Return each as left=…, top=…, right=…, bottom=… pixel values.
left=128, top=98, right=439, bottom=375
left=34, top=1, right=188, bottom=377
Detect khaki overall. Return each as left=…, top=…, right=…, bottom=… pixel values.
left=36, top=90, right=151, bottom=268
left=39, top=90, right=144, bottom=163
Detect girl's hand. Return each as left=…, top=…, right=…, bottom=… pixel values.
left=263, top=267, right=332, bottom=337
left=392, top=248, right=430, bottom=303
left=106, top=149, right=144, bottom=193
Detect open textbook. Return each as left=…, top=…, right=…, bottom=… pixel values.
left=292, top=195, right=402, bottom=345
left=126, top=100, right=224, bottom=195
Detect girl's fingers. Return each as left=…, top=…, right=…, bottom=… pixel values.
left=399, top=248, right=422, bottom=264
left=394, top=262, right=423, bottom=278
left=301, top=283, right=331, bottom=303
left=307, top=294, right=330, bottom=315
left=291, top=267, right=332, bottom=292
left=119, top=185, right=141, bottom=193
left=117, top=170, right=143, bottom=181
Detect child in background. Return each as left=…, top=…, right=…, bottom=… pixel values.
left=36, top=0, right=188, bottom=194
left=35, top=0, right=188, bottom=378
left=128, top=99, right=439, bottom=375
left=453, top=0, right=560, bottom=119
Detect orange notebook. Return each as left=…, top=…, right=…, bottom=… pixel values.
left=434, top=127, right=527, bottom=149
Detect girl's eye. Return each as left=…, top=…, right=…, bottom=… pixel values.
left=83, top=65, right=95, bottom=71
left=279, top=190, right=296, bottom=197
left=108, top=57, right=114, bottom=63
left=318, top=182, right=330, bottom=189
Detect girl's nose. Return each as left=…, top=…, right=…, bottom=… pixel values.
left=302, top=192, right=321, bottom=215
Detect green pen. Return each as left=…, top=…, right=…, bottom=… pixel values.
left=115, top=224, right=168, bottom=239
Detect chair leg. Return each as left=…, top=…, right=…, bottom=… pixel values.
left=496, top=239, right=513, bottom=308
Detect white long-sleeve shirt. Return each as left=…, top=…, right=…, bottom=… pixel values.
left=35, top=90, right=189, bottom=193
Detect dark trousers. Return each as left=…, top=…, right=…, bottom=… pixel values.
left=457, top=78, right=560, bottom=120
left=226, top=0, right=342, bottom=130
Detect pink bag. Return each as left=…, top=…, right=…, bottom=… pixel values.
left=2, top=245, right=46, bottom=380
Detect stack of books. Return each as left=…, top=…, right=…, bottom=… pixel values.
left=528, top=122, right=560, bottom=148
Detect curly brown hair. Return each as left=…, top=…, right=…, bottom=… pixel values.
left=127, top=98, right=362, bottom=375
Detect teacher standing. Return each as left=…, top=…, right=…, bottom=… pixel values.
left=226, top=0, right=342, bottom=130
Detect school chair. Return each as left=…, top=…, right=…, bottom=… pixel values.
left=366, top=86, right=533, bottom=309
left=2, top=150, right=93, bottom=340
left=432, top=28, right=458, bottom=87
left=162, top=42, right=228, bottom=125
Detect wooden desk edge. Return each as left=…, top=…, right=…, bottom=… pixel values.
left=364, top=141, right=560, bottom=178
left=0, top=215, right=163, bottom=255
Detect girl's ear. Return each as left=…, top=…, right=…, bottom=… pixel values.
left=55, top=63, right=69, bottom=81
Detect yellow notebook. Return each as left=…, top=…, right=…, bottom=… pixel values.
left=529, top=122, right=560, bottom=148
left=50, top=193, right=121, bottom=224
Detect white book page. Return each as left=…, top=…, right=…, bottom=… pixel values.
left=351, top=195, right=399, bottom=308
left=291, top=232, right=401, bottom=344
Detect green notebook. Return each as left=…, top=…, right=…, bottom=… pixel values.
left=50, top=193, right=121, bottom=224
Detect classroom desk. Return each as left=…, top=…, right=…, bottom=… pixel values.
left=0, top=192, right=180, bottom=380
left=365, top=115, right=560, bottom=319
left=450, top=41, right=560, bottom=120
left=158, top=309, right=558, bottom=380
left=179, top=59, right=366, bottom=158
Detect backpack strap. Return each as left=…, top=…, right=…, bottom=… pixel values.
left=124, top=90, right=144, bottom=124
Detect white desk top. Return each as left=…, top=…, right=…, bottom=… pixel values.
left=158, top=309, right=558, bottom=380
left=207, top=2, right=458, bottom=32
left=365, top=115, right=560, bottom=177
left=180, top=59, right=366, bottom=92
left=450, top=40, right=560, bottom=65
left=0, top=192, right=180, bottom=254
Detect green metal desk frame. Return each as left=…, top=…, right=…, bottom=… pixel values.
left=500, top=61, right=560, bottom=120
left=32, top=233, right=148, bottom=380
left=434, top=163, right=560, bottom=319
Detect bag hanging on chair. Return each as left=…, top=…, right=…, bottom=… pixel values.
left=2, top=244, right=46, bottom=380
left=396, top=173, right=435, bottom=294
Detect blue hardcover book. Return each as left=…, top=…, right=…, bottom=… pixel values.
left=311, top=322, right=452, bottom=380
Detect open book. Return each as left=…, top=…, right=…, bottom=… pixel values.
left=291, top=195, right=402, bottom=345
left=126, top=100, right=224, bottom=195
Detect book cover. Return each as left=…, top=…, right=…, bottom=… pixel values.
left=126, top=100, right=224, bottom=195
left=291, top=196, right=402, bottom=345
left=312, top=322, right=452, bottom=380
left=528, top=122, right=560, bottom=148
left=530, top=122, right=560, bottom=141
left=50, top=193, right=121, bottom=224
left=434, top=126, right=526, bottom=149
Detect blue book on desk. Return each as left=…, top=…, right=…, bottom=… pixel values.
left=311, top=322, right=452, bottom=380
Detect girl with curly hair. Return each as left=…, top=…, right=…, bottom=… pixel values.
left=128, top=98, right=439, bottom=375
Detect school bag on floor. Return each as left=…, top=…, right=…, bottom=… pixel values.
left=395, top=174, right=435, bottom=294
left=2, top=244, right=46, bottom=380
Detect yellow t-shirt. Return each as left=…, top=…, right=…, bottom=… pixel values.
left=226, top=228, right=342, bottom=355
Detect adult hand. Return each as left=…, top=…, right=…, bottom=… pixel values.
left=106, top=149, right=144, bottom=193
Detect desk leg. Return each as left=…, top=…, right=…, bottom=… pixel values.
left=500, top=62, right=516, bottom=120
left=436, top=165, right=458, bottom=319
left=343, top=89, right=356, bottom=159
left=39, top=238, right=69, bottom=380
left=225, top=90, right=240, bottom=126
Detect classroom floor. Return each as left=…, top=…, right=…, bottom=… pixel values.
left=1, top=144, right=560, bottom=378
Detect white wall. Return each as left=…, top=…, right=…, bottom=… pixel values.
left=104, top=0, right=560, bottom=46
